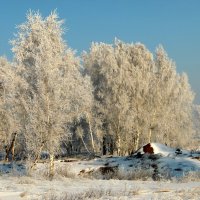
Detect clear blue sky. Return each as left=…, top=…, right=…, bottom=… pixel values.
left=0, top=0, right=199, bottom=103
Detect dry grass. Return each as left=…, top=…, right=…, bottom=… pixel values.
left=20, top=191, right=28, bottom=198
left=42, top=186, right=143, bottom=200
left=152, top=187, right=200, bottom=200
left=175, top=187, right=200, bottom=199
left=17, top=176, right=36, bottom=184
left=116, top=168, right=153, bottom=181
left=177, top=171, right=200, bottom=182
left=55, top=165, right=76, bottom=179
left=43, top=191, right=60, bottom=200
left=91, top=167, right=153, bottom=181
left=43, top=188, right=112, bottom=200
left=129, top=186, right=141, bottom=196
left=26, top=160, right=77, bottom=180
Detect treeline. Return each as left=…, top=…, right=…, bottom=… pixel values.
left=0, top=11, right=196, bottom=175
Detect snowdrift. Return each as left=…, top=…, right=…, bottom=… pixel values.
left=0, top=143, right=199, bottom=181
left=66, top=143, right=200, bottom=180
left=135, top=143, right=190, bottom=156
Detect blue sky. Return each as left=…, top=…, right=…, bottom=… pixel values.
left=0, top=0, right=199, bottom=103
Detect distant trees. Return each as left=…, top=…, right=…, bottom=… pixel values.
left=147, top=46, right=194, bottom=146
left=192, top=105, right=200, bottom=149
left=83, top=41, right=153, bottom=154
left=0, top=57, right=25, bottom=160
left=83, top=40, right=194, bottom=154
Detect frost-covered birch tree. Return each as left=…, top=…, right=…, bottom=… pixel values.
left=83, top=40, right=154, bottom=154
left=0, top=57, right=18, bottom=159
left=0, top=57, right=26, bottom=160
left=84, top=40, right=194, bottom=154
left=11, top=11, right=93, bottom=176
left=192, top=105, right=200, bottom=149
left=150, top=46, right=194, bottom=146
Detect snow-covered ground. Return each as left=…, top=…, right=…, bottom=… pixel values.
left=0, top=143, right=199, bottom=199
left=0, top=176, right=199, bottom=200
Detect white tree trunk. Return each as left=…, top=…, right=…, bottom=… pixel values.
left=31, top=141, right=45, bottom=169
left=116, top=134, right=121, bottom=156
left=86, top=113, right=95, bottom=153
left=80, top=135, right=91, bottom=154
left=148, top=128, right=152, bottom=143
left=135, top=130, right=141, bottom=151
left=49, top=154, right=54, bottom=179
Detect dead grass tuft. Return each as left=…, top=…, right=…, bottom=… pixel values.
left=20, top=191, right=28, bottom=198
left=177, top=171, right=200, bottom=182
left=17, top=176, right=35, bottom=184
left=43, top=188, right=112, bottom=200
left=116, top=168, right=153, bottom=181
left=55, top=165, right=76, bottom=179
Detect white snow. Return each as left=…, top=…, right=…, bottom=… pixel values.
left=0, top=176, right=199, bottom=199
left=151, top=143, right=180, bottom=156
left=0, top=143, right=199, bottom=199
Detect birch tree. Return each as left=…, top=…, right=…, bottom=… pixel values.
left=83, top=40, right=154, bottom=154
left=11, top=11, right=93, bottom=176
left=0, top=57, right=26, bottom=160
left=0, top=57, right=17, bottom=159
left=84, top=40, right=194, bottom=153
left=151, top=46, right=194, bottom=146
left=192, top=105, right=200, bottom=149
